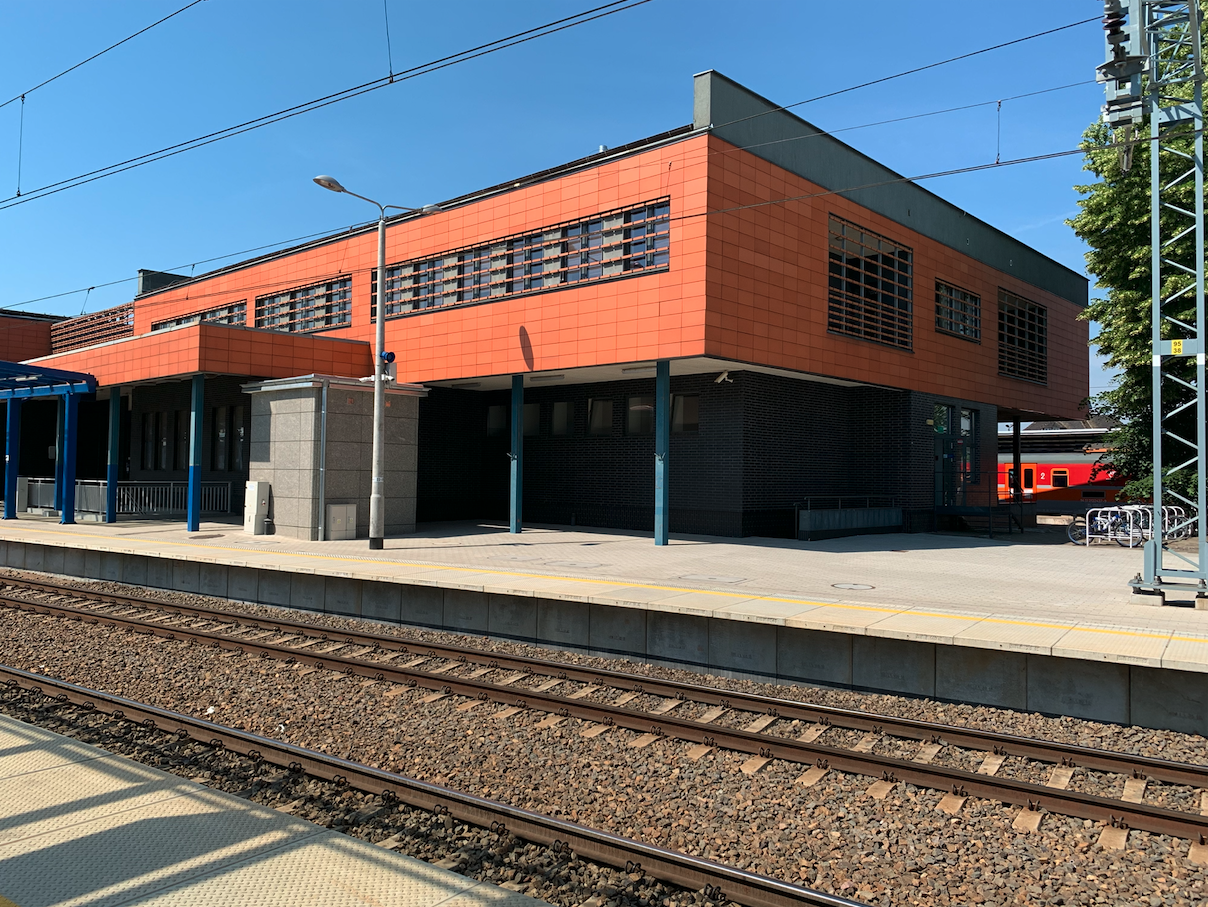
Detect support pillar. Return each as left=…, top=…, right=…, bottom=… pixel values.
left=53, top=398, right=64, bottom=512
left=4, top=399, right=21, bottom=520
left=106, top=391, right=121, bottom=523
left=1011, top=420, right=1022, bottom=503
left=654, top=359, right=670, bottom=546
left=187, top=375, right=203, bottom=532
left=509, top=375, right=523, bottom=534
left=59, top=395, right=78, bottom=525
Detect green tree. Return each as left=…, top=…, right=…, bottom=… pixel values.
left=1069, top=93, right=1202, bottom=502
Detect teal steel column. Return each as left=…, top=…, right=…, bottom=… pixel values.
left=186, top=375, right=203, bottom=532
left=59, top=395, right=78, bottom=525
left=4, top=399, right=21, bottom=519
left=106, top=391, right=121, bottom=523
left=53, top=398, right=64, bottom=512
left=509, top=375, right=523, bottom=534
left=654, top=359, right=670, bottom=545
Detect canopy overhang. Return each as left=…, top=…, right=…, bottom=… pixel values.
left=0, top=360, right=96, bottom=399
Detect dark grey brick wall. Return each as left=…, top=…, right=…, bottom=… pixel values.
left=417, top=370, right=984, bottom=538
left=129, top=377, right=251, bottom=496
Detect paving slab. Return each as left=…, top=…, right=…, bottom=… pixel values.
left=0, top=715, right=540, bottom=907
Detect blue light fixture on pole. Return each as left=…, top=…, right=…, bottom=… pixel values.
left=313, top=175, right=440, bottom=549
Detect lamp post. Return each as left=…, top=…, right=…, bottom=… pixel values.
left=313, top=175, right=440, bottom=550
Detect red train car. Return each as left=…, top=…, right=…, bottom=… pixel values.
left=997, top=452, right=1124, bottom=505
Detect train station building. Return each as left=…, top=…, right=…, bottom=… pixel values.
left=0, top=71, right=1089, bottom=542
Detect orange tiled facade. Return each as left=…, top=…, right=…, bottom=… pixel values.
left=10, top=71, right=1089, bottom=538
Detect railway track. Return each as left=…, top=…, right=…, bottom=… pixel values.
left=4, top=574, right=1208, bottom=847
left=0, top=662, right=863, bottom=907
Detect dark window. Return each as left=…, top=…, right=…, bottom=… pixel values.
left=486, top=405, right=507, bottom=437
left=827, top=215, right=913, bottom=349
left=1023, top=467, right=1035, bottom=489
left=152, top=301, right=247, bottom=332
left=1052, top=469, right=1069, bottom=488
left=142, top=413, right=156, bottom=471
left=672, top=395, right=699, bottom=433
left=157, top=412, right=170, bottom=471
left=587, top=399, right=613, bottom=436
left=212, top=406, right=229, bottom=471
left=232, top=405, right=245, bottom=472
left=627, top=396, right=654, bottom=434
left=256, top=278, right=351, bottom=333
left=551, top=402, right=573, bottom=436
left=371, top=199, right=670, bottom=318
left=935, top=281, right=980, bottom=341
left=523, top=403, right=540, bottom=437
left=933, top=404, right=951, bottom=434
left=960, top=407, right=979, bottom=483
left=998, top=289, right=1047, bottom=384
left=174, top=410, right=189, bottom=471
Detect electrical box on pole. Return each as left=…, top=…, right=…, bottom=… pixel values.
left=1099, top=2, right=1208, bottom=602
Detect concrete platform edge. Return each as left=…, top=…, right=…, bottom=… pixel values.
left=4, top=535, right=1208, bottom=736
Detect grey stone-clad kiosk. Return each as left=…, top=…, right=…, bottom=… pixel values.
left=243, top=375, right=426, bottom=541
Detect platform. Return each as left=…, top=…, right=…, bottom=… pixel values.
left=0, top=712, right=540, bottom=907
left=2, top=517, right=1208, bottom=734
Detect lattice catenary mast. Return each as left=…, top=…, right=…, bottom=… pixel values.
left=1098, top=1, right=1207, bottom=602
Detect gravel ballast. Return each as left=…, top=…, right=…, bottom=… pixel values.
left=1, top=568, right=1206, bottom=907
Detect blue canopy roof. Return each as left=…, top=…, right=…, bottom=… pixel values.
left=0, top=360, right=96, bottom=399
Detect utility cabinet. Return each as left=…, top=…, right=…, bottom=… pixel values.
left=244, top=481, right=270, bottom=535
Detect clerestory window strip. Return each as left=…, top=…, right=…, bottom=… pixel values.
left=152, top=300, right=247, bottom=332
left=256, top=278, right=351, bottom=333
left=372, top=198, right=671, bottom=318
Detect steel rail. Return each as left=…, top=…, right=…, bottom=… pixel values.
left=5, top=591, right=1208, bottom=841
left=0, top=663, right=866, bottom=907
left=4, top=576, right=1208, bottom=787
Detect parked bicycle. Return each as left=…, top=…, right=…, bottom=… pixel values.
left=1068, top=505, right=1194, bottom=546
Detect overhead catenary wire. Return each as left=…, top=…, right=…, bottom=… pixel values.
left=0, top=0, right=206, bottom=111
left=0, top=0, right=654, bottom=213
left=382, top=0, right=395, bottom=80
left=707, top=16, right=1101, bottom=131
left=0, top=9, right=1092, bottom=217
left=4, top=222, right=378, bottom=309
left=27, top=136, right=1120, bottom=324
left=4, top=77, right=1105, bottom=315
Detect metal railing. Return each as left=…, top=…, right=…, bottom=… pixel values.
left=117, top=481, right=231, bottom=515
left=796, top=496, right=900, bottom=510
left=14, top=478, right=231, bottom=517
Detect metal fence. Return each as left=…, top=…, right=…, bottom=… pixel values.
left=14, top=479, right=231, bottom=517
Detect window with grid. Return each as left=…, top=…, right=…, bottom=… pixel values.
left=372, top=199, right=670, bottom=318
left=256, top=278, right=351, bottom=333
left=997, top=289, right=1047, bottom=383
left=827, top=216, right=913, bottom=349
left=935, top=281, right=980, bottom=341
left=152, top=301, right=247, bottom=332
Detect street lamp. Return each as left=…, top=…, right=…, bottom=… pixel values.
left=313, top=175, right=441, bottom=550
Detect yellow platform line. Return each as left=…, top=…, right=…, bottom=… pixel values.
left=4, top=524, right=1207, bottom=648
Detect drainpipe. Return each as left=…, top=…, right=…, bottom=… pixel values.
left=318, top=379, right=329, bottom=541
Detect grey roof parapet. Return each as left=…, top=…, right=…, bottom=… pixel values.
left=693, top=70, right=1088, bottom=307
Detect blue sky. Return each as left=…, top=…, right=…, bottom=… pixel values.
left=0, top=0, right=1112, bottom=394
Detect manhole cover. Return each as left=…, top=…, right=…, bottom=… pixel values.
left=680, top=574, right=746, bottom=584
left=545, top=561, right=602, bottom=568
left=189, top=534, right=224, bottom=540
left=832, top=582, right=875, bottom=591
